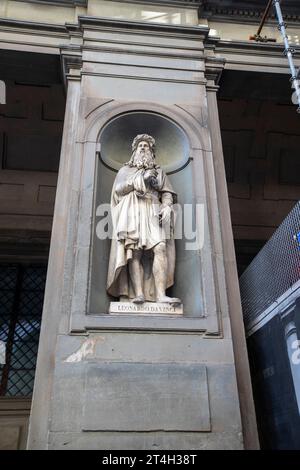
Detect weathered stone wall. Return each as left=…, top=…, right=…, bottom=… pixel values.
left=0, top=398, right=31, bottom=450
left=0, top=0, right=277, bottom=451
left=26, top=16, right=257, bottom=450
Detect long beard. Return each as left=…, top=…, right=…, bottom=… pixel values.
left=133, top=149, right=155, bottom=169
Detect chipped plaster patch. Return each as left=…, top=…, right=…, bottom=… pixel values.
left=64, top=337, right=104, bottom=363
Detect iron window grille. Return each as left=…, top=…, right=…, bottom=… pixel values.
left=0, top=264, right=46, bottom=396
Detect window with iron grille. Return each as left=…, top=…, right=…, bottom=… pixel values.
left=0, top=264, right=46, bottom=397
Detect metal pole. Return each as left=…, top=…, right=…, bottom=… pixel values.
left=249, top=0, right=276, bottom=42
left=273, top=0, right=300, bottom=112
left=257, top=0, right=273, bottom=37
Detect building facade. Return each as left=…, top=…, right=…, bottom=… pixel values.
left=0, top=0, right=300, bottom=450
left=241, top=202, right=300, bottom=449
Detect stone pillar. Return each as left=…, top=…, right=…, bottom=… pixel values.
left=205, top=57, right=260, bottom=450
left=26, top=59, right=82, bottom=449
left=285, top=321, right=300, bottom=414
left=27, top=16, right=256, bottom=450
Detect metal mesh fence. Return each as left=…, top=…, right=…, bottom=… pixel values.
left=0, top=264, right=46, bottom=396
left=240, top=201, right=300, bottom=330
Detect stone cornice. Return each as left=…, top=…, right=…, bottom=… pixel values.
left=60, top=47, right=82, bottom=88
left=14, top=0, right=87, bottom=6
left=205, top=55, right=225, bottom=86
left=0, top=14, right=209, bottom=41
left=102, top=0, right=201, bottom=8
left=208, top=37, right=300, bottom=75
left=78, top=15, right=210, bottom=38
left=0, top=17, right=68, bottom=34
left=15, top=0, right=200, bottom=8
left=214, top=38, right=300, bottom=56
left=199, top=0, right=300, bottom=24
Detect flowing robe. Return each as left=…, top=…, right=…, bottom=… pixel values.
left=107, top=165, right=177, bottom=301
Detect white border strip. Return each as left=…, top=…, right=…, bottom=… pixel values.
left=246, top=279, right=300, bottom=337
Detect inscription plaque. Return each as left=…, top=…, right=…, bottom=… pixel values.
left=109, top=301, right=183, bottom=315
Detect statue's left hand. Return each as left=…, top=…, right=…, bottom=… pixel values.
left=159, top=205, right=172, bottom=223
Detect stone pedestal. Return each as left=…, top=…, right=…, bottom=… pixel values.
left=26, top=13, right=258, bottom=450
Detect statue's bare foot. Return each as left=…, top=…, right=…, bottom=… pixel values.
left=132, top=295, right=145, bottom=304
left=157, top=295, right=181, bottom=306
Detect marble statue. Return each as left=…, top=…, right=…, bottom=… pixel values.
left=107, top=134, right=181, bottom=306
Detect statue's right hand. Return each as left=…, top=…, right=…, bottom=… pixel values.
left=144, top=169, right=158, bottom=182
left=135, top=190, right=146, bottom=198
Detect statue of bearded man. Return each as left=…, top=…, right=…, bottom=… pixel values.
left=107, top=134, right=181, bottom=305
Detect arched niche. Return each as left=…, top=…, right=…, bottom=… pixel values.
left=99, top=111, right=190, bottom=173
left=89, top=110, right=204, bottom=318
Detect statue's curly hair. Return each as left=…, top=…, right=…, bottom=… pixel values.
left=131, top=134, right=156, bottom=152
left=126, top=134, right=158, bottom=167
